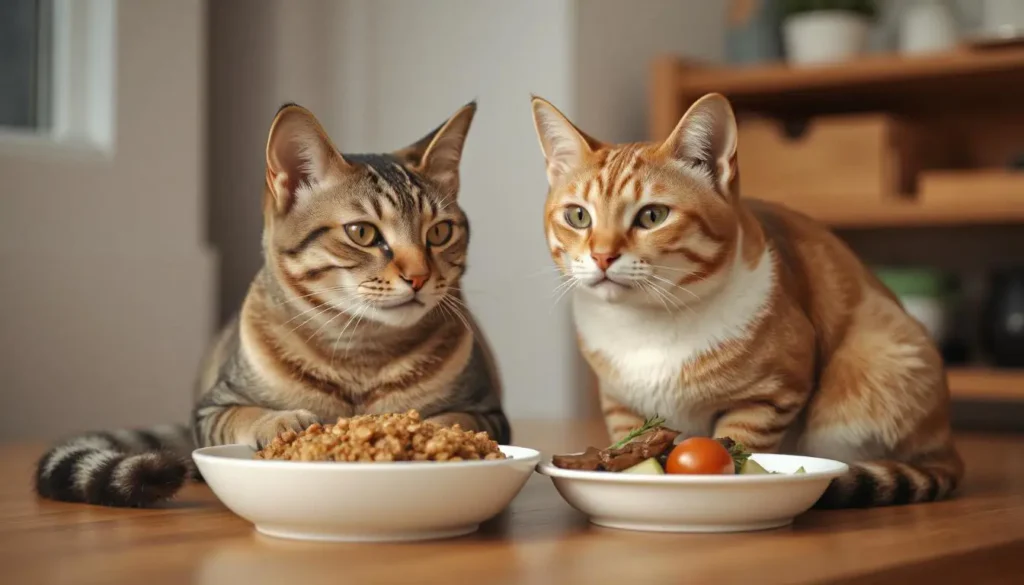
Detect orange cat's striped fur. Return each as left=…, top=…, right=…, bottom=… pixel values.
left=531, top=93, right=963, bottom=507
left=35, top=102, right=508, bottom=507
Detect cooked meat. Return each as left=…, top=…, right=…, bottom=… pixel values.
left=551, top=427, right=681, bottom=472
left=600, top=428, right=680, bottom=472
left=552, top=447, right=604, bottom=471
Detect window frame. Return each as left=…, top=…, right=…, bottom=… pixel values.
left=0, top=0, right=116, bottom=159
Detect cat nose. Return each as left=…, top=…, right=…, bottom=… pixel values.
left=591, top=253, right=620, bottom=272
left=401, top=273, right=429, bottom=292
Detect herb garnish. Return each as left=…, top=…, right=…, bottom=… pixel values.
left=609, top=416, right=666, bottom=450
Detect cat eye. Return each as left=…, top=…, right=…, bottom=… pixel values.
left=564, top=205, right=592, bottom=229
left=427, top=220, right=454, bottom=246
left=345, top=222, right=380, bottom=247
left=635, top=204, right=669, bottom=229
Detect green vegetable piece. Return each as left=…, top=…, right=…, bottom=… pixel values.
left=740, top=459, right=770, bottom=475
left=622, top=458, right=665, bottom=475
left=794, top=466, right=806, bottom=474
left=721, top=439, right=751, bottom=474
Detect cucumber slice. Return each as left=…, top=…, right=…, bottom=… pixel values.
left=740, top=459, right=770, bottom=475
left=622, top=458, right=665, bottom=475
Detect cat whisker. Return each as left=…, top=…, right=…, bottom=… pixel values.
left=551, top=278, right=579, bottom=311
left=646, top=264, right=712, bottom=287
left=436, top=193, right=457, bottom=213
left=279, top=300, right=333, bottom=327
left=442, top=293, right=473, bottom=312
left=270, top=285, right=359, bottom=308
left=638, top=281, right=674, bottom=314
left=286, top=303, right=338, bottom=337
left=646, top=278, right=695, bottom=317
left=550, top=277, right=578, bottom=298
left=305, top=307, right=349, bottom=343
left=344, top=303, right=374, bottom=359
left=438, top=298, right=468, bottom=333
left=278, top=289, right=362, bottom=328
left=441, top=296, right=473, bottom=332
left=644, top=264, right=690, bottom=272
left=331, top=301, right=367, bottom=367
left=435, top=297, right=456, bottom=324
left=649, top=273, right=702, bottom=302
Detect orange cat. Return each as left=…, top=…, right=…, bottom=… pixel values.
left=530, top=93, right=963, bottom=508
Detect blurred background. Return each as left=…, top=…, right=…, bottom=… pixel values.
left=1, top=0, right=1022, bottom=441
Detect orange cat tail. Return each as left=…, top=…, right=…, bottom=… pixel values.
left=814, top=451, right=963, bottom=508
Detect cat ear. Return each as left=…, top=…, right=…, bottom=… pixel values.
left=531, top=96, right=603, bottom=186
left=265, top=103, right=348, bottom=214
left=658, top=93, right=739, bottom=198
left=394, top=101, right=477, bottom=195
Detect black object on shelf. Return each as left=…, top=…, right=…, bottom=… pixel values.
left=941, top=339, right=971, bottom=365
left=981, top=268, right=1024, bottom=368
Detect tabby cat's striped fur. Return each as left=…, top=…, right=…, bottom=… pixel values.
left=36, top=102, right=508, bottom=507
left=531, top=93, right=963, bottom=508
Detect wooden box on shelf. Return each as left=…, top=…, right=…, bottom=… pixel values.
left=919, top=169, right=1024, bottom=208
left=737, top=113, right=953, bottom=205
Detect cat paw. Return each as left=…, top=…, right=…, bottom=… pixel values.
left=253, top=410, right=321, bottom=449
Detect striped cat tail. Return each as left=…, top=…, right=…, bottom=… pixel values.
left=814, top=450, right=963, bottom=508
left=35, top=424, right=195, bottom=508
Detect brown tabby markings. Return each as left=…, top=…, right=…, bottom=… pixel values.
left=32, top=100, right=511, bottom=510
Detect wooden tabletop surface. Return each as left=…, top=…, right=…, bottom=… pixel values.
left=4, top=420, right=1024, bottom=585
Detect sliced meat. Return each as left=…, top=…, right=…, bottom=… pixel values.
left=600, top=428, right=680, bottom=472
left=637, top=428, right=681, bottom=457
left=551, top=427, right=681, bottom=472
left=551, top=447, right=604, bottom=471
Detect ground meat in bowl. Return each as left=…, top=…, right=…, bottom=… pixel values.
left=254, top=410, right=506, bottom=462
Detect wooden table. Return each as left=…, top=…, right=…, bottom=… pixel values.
left=4, top=421, right=1024, bottom=585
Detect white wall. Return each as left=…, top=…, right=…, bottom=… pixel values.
left=335, top=0, right=580, bottom=419
left=208, top=0, right=340, bottom=323
left=575, top=0, right=726, bottom=143
left=0, top=0, right=214, bottom=439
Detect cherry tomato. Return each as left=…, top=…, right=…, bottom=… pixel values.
left=664, top=437, right=735, bottom=475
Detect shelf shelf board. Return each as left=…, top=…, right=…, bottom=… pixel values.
left=755, top=194, right=1024, bottom=229
left=669, top=47, right=1024, bottom=114
left=948, top=367, right=1024, bottom=401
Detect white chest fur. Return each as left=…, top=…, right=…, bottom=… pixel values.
left=573, top=246, right=776, bottom=435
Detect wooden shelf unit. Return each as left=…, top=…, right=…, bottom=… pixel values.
left=650, top=46, right=1024, bottom=135
left=649, top=49, right=1024, bottom=406
left=948, top=368, right=1024, bottom=401
left=649, top=47, right=1024, bottom=230
left=764, top=193, right=1024, bottom=228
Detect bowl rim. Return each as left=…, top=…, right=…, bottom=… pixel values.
left=536, top=452, right=849, bottom=484
left=192, top=443, right=541, bottom=471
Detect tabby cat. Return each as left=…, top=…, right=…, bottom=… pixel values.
left=531, top=93, right=963, bottom=508
left=36, top=102, right=508, bottom=507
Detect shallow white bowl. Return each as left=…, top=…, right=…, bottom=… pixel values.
left=192, top=445, right=539, bottom=542
left=537, top=453, right=848, bottom=533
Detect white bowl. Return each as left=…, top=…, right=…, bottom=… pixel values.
left=192, top=444, right=540, bottom=542
left=537, top=453, right=848, bottom=533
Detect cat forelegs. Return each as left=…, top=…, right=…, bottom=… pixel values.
left=713, top=384, right=807, bottom=453
left=599, top=390, right=646, bottom=444
left=192, top=386, right=321, bottom=449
